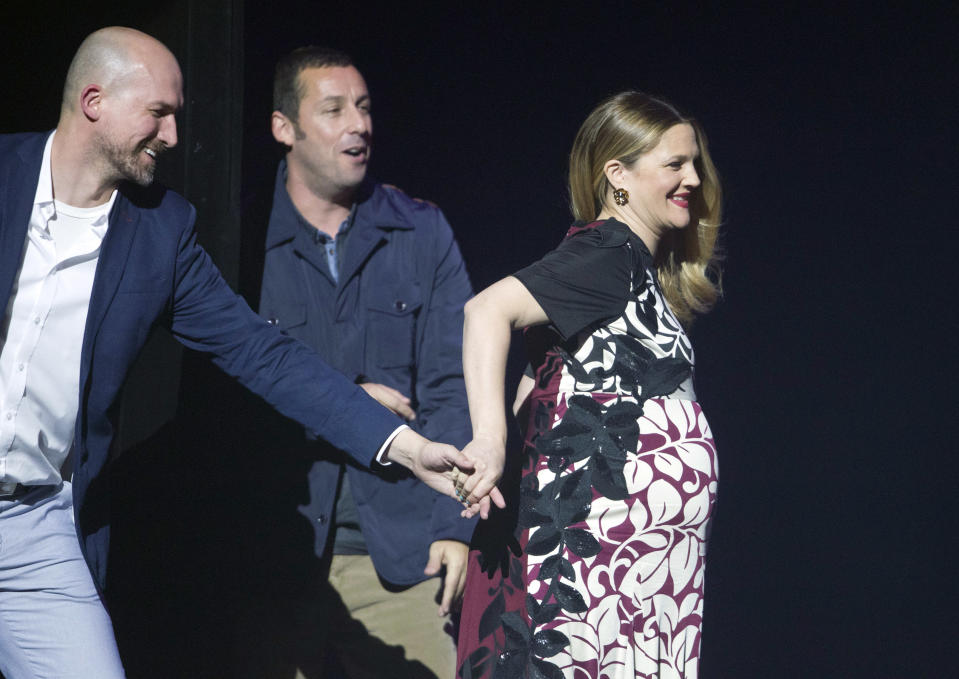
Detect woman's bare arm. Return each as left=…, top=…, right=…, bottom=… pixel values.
left=459, top=276, right=548, bottom=518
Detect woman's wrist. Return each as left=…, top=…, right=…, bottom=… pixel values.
left=470, top=430, right=506, bottom=447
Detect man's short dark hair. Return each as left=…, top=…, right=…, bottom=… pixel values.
left=273, top=46, right=354, bottom=121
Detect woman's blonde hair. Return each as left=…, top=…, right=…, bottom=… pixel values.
left=568, top=91, right=722, bottom=324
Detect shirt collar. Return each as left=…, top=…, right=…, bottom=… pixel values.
left=33, top=129, right=117, bottom=231
left=299, top=202, right=357, bottom=244
left=32, top=131, right=56, bottom=224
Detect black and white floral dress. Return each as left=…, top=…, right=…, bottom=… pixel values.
left=457, top=219, right=719, bottom=679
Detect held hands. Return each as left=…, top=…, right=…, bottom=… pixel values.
left=455, top=435, right=507, bottom=520
left=384, top=429, right=506, bottom=517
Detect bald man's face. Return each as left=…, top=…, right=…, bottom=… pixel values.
left=94, top=47, right=183, bottom=186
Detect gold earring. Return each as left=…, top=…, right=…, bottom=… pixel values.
left=613, top=188, right=629, bottom=206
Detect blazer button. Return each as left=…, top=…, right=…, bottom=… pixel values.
left=393, top=300, right=407, bottom=312
left=317, top=514, right=328, bottom=525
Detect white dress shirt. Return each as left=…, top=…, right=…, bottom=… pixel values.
left=0, top=132, right=116, bottom=488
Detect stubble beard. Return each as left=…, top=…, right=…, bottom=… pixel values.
left=94, top=133, right=157, bottom=187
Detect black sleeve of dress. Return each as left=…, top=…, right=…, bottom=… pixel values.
left=513, top=225, right=632, bottom=340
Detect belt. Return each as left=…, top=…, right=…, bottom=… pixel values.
left=0, top=481, right=35, bottom=499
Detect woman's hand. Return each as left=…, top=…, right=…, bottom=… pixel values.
left=457, top=435, right=507, bottom=519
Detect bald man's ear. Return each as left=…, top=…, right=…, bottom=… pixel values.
left=79, top=84, right=103, bottom=122
left=271, top=111, right=296, bottom=148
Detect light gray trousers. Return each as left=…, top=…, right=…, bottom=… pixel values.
left=0, top=483, right=125, bottom=679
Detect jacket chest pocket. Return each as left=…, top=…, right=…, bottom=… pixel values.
left=366, top=283, right=422, bottom=369
left=264, top=302, right=307, bottom=336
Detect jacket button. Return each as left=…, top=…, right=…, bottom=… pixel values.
left=317, top=514, right=328, bottom=525
left=393, top=300, right=407, bottom=312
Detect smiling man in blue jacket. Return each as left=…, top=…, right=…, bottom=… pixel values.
left=0, top=28, right=490, bottom=679
left=253, top=46, right=476, bottom=677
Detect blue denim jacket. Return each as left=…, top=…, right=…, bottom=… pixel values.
left=259, top=161, right=476, bottom=585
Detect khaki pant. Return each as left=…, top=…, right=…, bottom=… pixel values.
left=235, top=554, right=455, bottom=679
left=309, top=555, right=456, bottom=679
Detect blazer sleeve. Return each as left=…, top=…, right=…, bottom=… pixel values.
left=167, top=208, right=402, bottom=466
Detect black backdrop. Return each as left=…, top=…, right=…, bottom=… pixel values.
left=2, top=2, right=957, bottom=677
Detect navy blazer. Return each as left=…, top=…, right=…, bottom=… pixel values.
left=259, top=165, right=476, bottom=585
left=0, top=132, right=402, bottom=590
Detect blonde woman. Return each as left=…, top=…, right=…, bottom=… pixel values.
left=456, top=92, right=723, bottom=678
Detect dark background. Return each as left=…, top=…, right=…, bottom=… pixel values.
left=3, top=1, right=957, bottom=676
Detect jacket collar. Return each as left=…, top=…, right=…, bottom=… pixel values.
left=264, top=158, right=414, bottom=252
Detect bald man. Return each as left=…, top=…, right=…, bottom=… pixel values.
left=0, top=27, right=492, bottom=679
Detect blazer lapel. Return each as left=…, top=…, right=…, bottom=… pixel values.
left=0, top=134, right=47, bottom=308
left=80, top=190, right=141, bottom=378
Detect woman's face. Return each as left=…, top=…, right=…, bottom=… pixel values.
left=614, top=123, right=701, bottom=242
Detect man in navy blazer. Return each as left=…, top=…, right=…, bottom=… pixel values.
left=0, top=27, right=495, bottom=679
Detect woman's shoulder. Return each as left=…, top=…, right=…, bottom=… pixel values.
left=515, top=219, right=636, bottom=342
left=563, top=218, right=632, bottom=249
